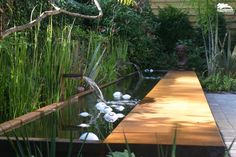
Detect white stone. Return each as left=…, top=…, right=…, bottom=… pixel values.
left=113, top=91, right=123, bottom=100
left=122, top=94, right=131, bottom=100
left=79, top=112, right=90, bottom=117
left=95, top=102, right=107, bottom=111
left=149, top=69, right=154, bottom=73
left=111, top=104, right=118, bottom=108
left=116, top=113, right=125, bottom=118
left=101, top=106, right=113, bottom=113
left=79, top=132, right=99, bottom=141
left=104, top=112, right=118, bottom=123
left=115, top=106, right=125, bottom=111
left=77, top=123, right=90, bottom=128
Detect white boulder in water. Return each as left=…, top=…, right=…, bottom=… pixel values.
left=96, top=102, right=107, bottom=111
left=149, top=69, right=154, bottom=73
left=113, top=91, right=123, bottom=100
left=115, top=105, right=125, bottom=111
left=111, top=104, right=118, bottom=108
left=122, top=94, right=131, bottom=100
left=116, top=113, right=125, bottom=118
left=101, top=106, right=113, bottom=113
left=79, top=132, right=99, bottom=141
left=79, top=112, right=90, bottom=117
left=104, top=112, right=118, bottom=123
left=77, top=123, right=90, bottom=128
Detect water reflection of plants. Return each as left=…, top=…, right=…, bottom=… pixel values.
left=6, top=121, right=179, bottom=157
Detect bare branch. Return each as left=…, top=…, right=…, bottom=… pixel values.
left=0, top=0, right=103, bottom=40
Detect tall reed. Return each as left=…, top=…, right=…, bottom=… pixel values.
left=0, top=17, right=130, bottom=122
left=99, top=38, right=129, bottom=83
left=0, top=34, right=42, bottom=120
left=40, top=17, right=76, bottom=104
left=0, top=18, right=77, bottom=121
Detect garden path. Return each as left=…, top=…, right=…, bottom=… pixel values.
left=207, top=93, right=236, bottom=157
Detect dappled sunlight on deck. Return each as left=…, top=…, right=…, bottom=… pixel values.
left=104, top=71, right=224, bottom=147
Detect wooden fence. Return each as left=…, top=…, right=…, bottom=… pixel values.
left=149, top=0, right=236, bottom=44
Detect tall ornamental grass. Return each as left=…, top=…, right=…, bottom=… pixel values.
left=0, top=20, right=130, bottom=122
left=0, top=18, right=76, bottom=121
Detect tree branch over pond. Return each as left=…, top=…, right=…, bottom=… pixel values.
left=0, top=0, right=103, bottom=40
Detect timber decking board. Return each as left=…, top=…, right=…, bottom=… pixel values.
left=104, top=71, right=224, bottom=147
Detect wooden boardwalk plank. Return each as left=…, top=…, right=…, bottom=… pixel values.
left=104, top=71, right=224, bottom=147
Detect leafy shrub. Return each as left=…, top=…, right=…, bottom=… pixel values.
left=98, top=0, right=161, bottom=69
left=157, top=6, right=193, bottom=54
left=201, top=72, right=236, bottom=92
left=1, top=0, right=49, bottom=28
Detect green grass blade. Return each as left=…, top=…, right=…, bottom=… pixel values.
left=123, top=131, right=132, bottom=157
left=95, top=124, right=113, bottom=154
left=67, top=131, right=73, bottom=157
left=171, top=127, right=177, bottom=157
left=35, top=145, right=43, bottom=157
left=13, top=132, right=26, bottom=157
left=5, top=133, right=20, bottom=157
left=224, top=137, right=236, bottom=157
left=50, top=112, right=57, bottom=157
left=89, top=48, right=106, bottom=80
left=76, top=132, right=89, bottom=157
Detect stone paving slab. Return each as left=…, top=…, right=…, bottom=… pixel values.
left=206, top=93, right=236, bottom=157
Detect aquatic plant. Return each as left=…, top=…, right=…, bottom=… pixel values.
left=101, top=38, right=130, bottom=81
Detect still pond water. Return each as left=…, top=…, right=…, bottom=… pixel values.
left=8, top=73, right=162, bottom=141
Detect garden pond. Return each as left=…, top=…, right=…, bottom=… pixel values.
left=4, top=71, right=164, bottom=141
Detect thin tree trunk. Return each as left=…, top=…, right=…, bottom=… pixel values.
left=0, top=0, right=103, bottom=40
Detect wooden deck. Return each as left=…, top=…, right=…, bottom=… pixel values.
left=104, top=71, right=224, bottom=147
